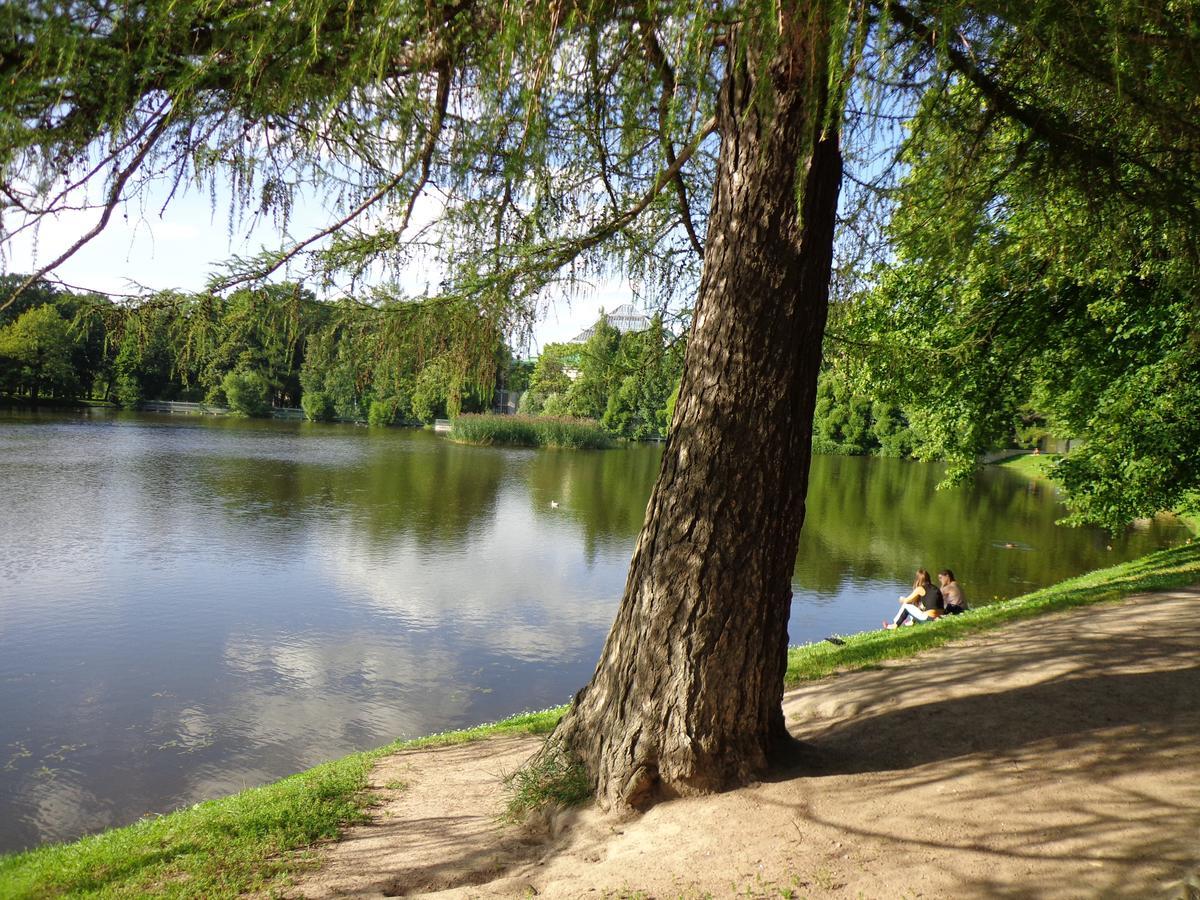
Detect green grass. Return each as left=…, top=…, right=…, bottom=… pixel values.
left=6, top=543, right=1199, bottom=898
left=0, top=708, right=563, bottom=899
left=448, top=413, right=614, bottom=449
left=784, top=541, right=1200, bottom=683
left=501, top=741, right=591, bottom=822
left=993, top=451, right=1059, bottom=478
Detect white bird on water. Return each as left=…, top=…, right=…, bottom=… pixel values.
left=550, top=501, right=559, bottom=508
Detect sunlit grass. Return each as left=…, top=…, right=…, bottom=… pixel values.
left=993, top=451, right=1058, bottom=478
left=0, top=709, right=564, bottom=899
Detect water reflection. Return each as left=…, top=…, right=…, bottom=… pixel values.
left=0, top=410, right=1188, bottom=853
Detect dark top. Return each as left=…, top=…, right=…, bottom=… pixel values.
left=920, top=584, right=944, bottom=611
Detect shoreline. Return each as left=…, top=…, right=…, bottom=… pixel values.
left=2, top=542, right=1198, bottom=897
left=993, top=450, right=1200, bottom=535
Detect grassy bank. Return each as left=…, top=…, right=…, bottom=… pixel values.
left=0, top=710, right=561, bottom=899
left=449, top=414, right=613, bottom=449
left=785, top=541, right=1200, bottom=683
left=993, top=451, right=1058, bottom=479
left=5, top=544, right=1199, bottom=898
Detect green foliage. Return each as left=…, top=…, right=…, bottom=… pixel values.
left=521, top=315, right=683, bottom=441
left=812, top=368, right=916, bottom=458
left=601, top=315, right=678, bottom=440
left=301, top=390, right=335, bottom=422
left=450, top=414, right=614, bottom=449
left=0, top=304, right=79, bottom=401
left=529, top=344, right=576, bottom=398
left=840, top=19, right=1200, bottom=527
left=367, top=398, right=399, bottom=427
left=221, top=369, right=272, bottom=417
left=1052, top=357, right=1200, bottom=532
left=564, top=314, right=621, bottom=419
left=517, top=389, right=545, bottom=416
left=540, top=392, right=570, bottom=418
left=410, top=357, right=460, bottom=422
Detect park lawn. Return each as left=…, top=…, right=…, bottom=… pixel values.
left=3, top=542, right=1198, bottom=898
left=993, top=451, right=1059, bottom=479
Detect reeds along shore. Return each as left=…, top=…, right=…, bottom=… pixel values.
left=449, top=414, right=614, bottom=449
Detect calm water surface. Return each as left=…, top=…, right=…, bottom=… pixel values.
left=0, top=410, right=1187, bottom=851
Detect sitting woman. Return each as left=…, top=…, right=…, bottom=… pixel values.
left=939, top=569, right=967, bottom=614
left=884, top=568, right=943, bottom=629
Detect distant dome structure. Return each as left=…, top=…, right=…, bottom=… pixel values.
left=569, top=303, right=652, bottom=344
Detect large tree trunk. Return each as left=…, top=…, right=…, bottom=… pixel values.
left=552, top=12, right=843, bottom=811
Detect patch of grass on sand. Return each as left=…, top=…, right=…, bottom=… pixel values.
left=0, top=708, right=563, bottom=899
left=785, top=541, right=1200, bottom=684
left=501, top=741, right=591, bottom=821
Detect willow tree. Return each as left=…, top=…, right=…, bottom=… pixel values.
left=4, top=0, right=1196, bottom=809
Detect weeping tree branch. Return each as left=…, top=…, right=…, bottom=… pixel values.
left=884, top=0, right=1200, bottom=222
left=1, top=101, right=174, bottom=315
left=210, top=63, right=454, bottom=293
left=639, top=22, right=705, bottom=258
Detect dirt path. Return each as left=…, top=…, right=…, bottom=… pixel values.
left=288, top=587, right=1200, bottom=898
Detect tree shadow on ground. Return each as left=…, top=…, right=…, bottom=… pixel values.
left=762, top=594, right=1200, bottom=898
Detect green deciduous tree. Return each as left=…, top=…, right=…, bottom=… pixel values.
left=0, top=304, right=79, bottom=401
left=565, top=314, right=621, bottom=419
left=847, top=34, right=1200, bottom=529
left=603, top=315, right=681, bottom=439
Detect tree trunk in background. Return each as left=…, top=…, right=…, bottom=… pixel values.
left=553, top=8, right=844, bottom=811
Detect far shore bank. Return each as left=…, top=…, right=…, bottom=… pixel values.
left=2, top=542, right=1198, bottom=898
left=993, top=450, right=1200, bottom=535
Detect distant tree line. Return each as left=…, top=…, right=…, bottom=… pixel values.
left=0, top=275, right=508, bottom=422
left=0, top=276, right=1002, bottom=456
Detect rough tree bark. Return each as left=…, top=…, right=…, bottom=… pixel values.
left=552, top=9, right=844, bottom=811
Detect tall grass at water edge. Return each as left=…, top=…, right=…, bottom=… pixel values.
left=449, top=413, right=613, bottom=449
left=2, top=543, right=1198, bottom=898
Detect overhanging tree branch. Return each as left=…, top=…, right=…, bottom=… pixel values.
left=2, top=101, right=174, bottom=314
left=210, top=63, right=454, bottom=293
left=639, top=22, right=706, bottom=258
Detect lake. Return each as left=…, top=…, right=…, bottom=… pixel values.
left=0, top=409, right=1187, bottom=852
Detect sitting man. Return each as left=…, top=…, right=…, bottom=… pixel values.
left=939, top=569, right=967, bottom=614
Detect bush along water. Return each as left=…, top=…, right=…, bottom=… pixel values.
left=449, top=414, right=614, bottom=449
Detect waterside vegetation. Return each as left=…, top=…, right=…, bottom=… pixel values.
left=450, top=414, right=614, bottom=449
left=3, top=542, right=1198, bottom=898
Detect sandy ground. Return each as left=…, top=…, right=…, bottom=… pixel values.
left=287, top=588, right=1200, bottom=899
